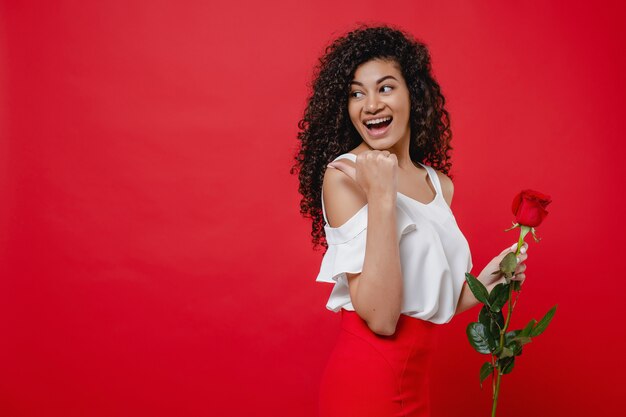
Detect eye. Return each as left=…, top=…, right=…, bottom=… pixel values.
left=381, top=85, right=393, bottom=93
left=350, top=91, right=364, bottom=99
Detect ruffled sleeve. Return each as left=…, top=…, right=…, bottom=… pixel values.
left=315, top=204, right=417, bottom=284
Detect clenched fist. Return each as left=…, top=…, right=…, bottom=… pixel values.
left=327, top=150, right=398, bottom=202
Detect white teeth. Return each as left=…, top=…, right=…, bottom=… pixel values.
left=364, top=116, right=392, bottom=126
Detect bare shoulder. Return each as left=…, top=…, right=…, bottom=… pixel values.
left=322, top=162, right=367, bottom=228
left=433, top=168, right=454, bottom=207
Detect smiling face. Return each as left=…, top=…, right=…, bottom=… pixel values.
left=348, top=58, right=411, bottom=152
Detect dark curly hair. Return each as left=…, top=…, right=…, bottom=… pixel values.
left=290, top=23, right=454, bottom=252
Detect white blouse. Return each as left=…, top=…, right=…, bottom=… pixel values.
left=315, top=153, right=473, bottom=324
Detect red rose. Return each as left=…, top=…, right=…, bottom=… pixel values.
left=512, top=189, right=552, bottom=227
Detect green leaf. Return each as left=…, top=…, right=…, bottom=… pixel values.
left=466, top=322, right=492, bottom=354
left=478, top=305, right=491, bottom=329
left=504, top=330, right=520, bottom=342
left=493, top=310, right=505, bottom=333
left=499, top=252, right=518, bottom=278
left=488, top=283, right=503, bottom=305
left=519, top=319, right=537, bottom=338
left=465, top=273, right=490, bottom=306
left=486, top=329, right=498, bottom=353
left=512, top=336, right=532, bottom=346
left=499, top=346, right=514, bottom=358
left=488, top=283, right=510, bottom=312
left=493, top=345, right=503, bottom=357
left=504, top=332, right=523, bottom=356
left=479, top=305, right=504, bottom=337
left=530, top=305, right=558, bottom=337
left=499, top=356, right=515, bottom=374
left=479, top=362, right=493, bottom=389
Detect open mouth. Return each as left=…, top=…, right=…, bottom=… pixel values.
left=363, top=116, right=393, bottom=135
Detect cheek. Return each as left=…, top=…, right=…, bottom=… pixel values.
left=390, top=99, right=409, bottom=120
left=397, top=95, right=411, bottom=119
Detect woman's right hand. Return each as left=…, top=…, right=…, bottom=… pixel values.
left=478, top=242, right=529, bottom=290
left=327, top=150, right=398, bottom=201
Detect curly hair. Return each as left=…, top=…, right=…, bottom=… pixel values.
left=290, top=23, right=454, bottom=253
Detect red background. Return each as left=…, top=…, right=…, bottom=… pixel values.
left=1, top=1, right=625, bottom=416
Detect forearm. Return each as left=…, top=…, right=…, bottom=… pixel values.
left=454, top=278, right=498, bottom=316
left=353, top=197, right=403, bottom=335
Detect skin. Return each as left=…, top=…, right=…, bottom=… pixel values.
left=323, top=59, right=528, bottom=336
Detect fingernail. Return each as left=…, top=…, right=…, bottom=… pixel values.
left=327, top=164, right=336, bottom=169
left=521, top=246, right=527, bottom=254
left=516, top=256, right=521, bottom=263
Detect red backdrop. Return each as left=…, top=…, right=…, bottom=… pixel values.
left=2, top=1, right=625, bottom=416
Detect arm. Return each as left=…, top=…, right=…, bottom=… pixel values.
left=455, top=249, right=528, bottom=316
left=350, top=196, right=402, bottom=335
left=323, top=167, right=403, bottom=336
left=455, top=281, right=496, bottom=315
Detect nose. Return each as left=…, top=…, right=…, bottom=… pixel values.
left=364, top=94, right=383, bottom=113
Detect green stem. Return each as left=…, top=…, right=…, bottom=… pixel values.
left=499, top=234, right=523, bottom=346
left=491, top=354, right=496, bottom=394
left=492, top=370, right=502, bottom=417
left=499, top=285, right=514, bottom=351
left=512, top=287, right=522, bottom=311
left=492, top=232, right=525, bottom=417
left=514, top=231, right=524, bottom=256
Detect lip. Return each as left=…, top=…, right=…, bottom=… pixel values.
left=363, top=116, right=393, bottom=139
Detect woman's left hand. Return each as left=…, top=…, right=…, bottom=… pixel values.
left=478, top=242, right=528, bottom=290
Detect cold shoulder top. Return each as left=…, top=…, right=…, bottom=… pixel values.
left=315, top=153, right=473, bottom=324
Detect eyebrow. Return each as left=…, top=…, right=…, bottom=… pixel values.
left=350, top=75, right=398, bottom=86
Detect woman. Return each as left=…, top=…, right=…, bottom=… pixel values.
left=292, top=24, right=528, bottom=417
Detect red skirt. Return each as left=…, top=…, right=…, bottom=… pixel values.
left=319, top=310, right=439, bottom=417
